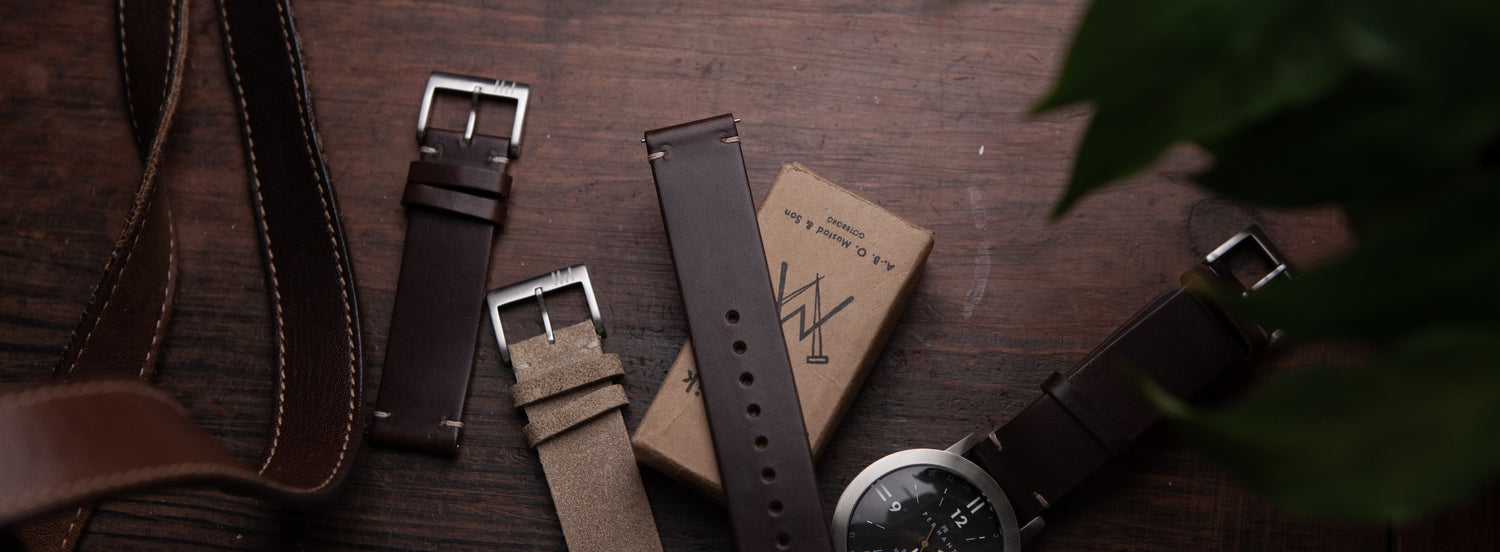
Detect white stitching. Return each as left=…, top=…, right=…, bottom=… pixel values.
left=57, top=506, right=85, bottom=550
left=161, top=0, right=178, bottom=112
left=64, top=240, right=137, bottom=377
left=231, top=2, right=360, bottom=489
left=275, top=0, right=356, bottom=490
left=217, top=0, right=290, bottom=476
left=269, top=0, right=357, bottom=489
left=140, top=219, right=176, bottom=378
left=71, top=0, right=187, bottom=379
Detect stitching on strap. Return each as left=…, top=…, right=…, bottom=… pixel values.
left=63, top=235, right=139, bottom=378
left=140, top=212, right=176, bottom=378
left=217, top=0, right=291, bottom=476
left=58, top=506, right=86, bottom=551
left=160, top=0, right=179, bottom=114
left=68, top=0, right=190, bottom=380
left=273, top=0, right=357, bottom=491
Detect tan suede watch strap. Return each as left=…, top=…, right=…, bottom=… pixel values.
left=489, top=266, right=663, bottom=552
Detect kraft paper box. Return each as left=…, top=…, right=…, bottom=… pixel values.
left=631, top=162, right=934, bottom=500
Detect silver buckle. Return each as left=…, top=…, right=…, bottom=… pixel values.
left=1203, top=225, right=1294, bottom=294
left=417, top=72, right=530, bottom=159
left=486, top=264, right=604, bottom=367
left=1203, top=225, right=1294, bottom=344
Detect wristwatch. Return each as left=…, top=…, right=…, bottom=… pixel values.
left=830, top=227, right=1293, bottom=552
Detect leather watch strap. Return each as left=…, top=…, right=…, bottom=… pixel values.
left=371, top=73, right=529, bottom=456
left=645, top=115, right=835, bottom=552
left=964, top=231, right=1288, bottom=527
left=3, top=0, right=364, bottom=545
left=508, top=322, right=664, bottom=552
left=486, top=265, right=663, bottom=552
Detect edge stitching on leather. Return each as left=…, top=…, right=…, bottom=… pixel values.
left=273, top=0, right=358, bottom=491
left=216, top=0, right=291, bottom=477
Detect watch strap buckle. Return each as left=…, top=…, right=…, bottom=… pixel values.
left=1203, top=224, right=1294, bottom=293
left=487, top=264, right=605, bottom=367
left=417, top=72, right=530, bottom=159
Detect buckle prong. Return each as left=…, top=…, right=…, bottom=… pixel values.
left=534, top=287, right=555, bottom=344
left=465, top=86, right=482, bottom=144
left=417, top=72, right=530, bottom=159
left=487, top=264, right=604, bottom=367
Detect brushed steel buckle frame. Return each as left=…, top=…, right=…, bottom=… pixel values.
left=417, top=71, right=530, bottom=159
left=486, top=264, right=605, bottom=367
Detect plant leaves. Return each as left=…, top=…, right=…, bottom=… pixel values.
left=1138, top=326, right=1500, bottom=521
left=1038, top=0, right=1354, bottom=215
left=1233, top=180, right=1500, bottom=342
left=1196, top=73, right=1500, bottom=210
left=1039, top=0, right=1500, bottom=524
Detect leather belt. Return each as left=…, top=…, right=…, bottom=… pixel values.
left=645, top=115, right=835, bottom=552
left=370, top=73, right=531, bottom=456
left=2, top=0, right=364, bottom=549
left=964, top=227, right=1293, bottom=527
left=487, top=265, right=665, bottom=552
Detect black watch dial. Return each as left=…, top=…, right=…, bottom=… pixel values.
left=845, top=465, right=1005, bottom=552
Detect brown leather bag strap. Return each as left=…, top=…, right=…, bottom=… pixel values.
left=1, top=0, right=364, bottom=545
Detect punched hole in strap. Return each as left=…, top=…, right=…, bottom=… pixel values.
left=1040, top=372, right=1132, bottom=456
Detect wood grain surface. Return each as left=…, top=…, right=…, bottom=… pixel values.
left=0, top=0, right=1478, bottom=550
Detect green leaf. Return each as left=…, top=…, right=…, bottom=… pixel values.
left=1234, top=180, right=1500, bottom=342
left=1141, top=326, right=1500, bottom=522
left=1036, top=0, right=1297, bottom=113
left=1039, top=0, right=1354, bottom=215
left=1194, top=0, right=1500, bottom=209
left=1196, top=74, right=1500, bottom=209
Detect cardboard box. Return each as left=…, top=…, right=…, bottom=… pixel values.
left=631, top=163, right=934, bottom=500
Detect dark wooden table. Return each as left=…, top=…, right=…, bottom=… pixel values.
left=1, top=0, right=1486, bottom=550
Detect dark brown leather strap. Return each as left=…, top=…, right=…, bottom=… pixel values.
left=2, top=0, right=364, bottom=544
left=369, top=80, right=520, bottom=456
left=646, top=114, right=835, bottom=552
left=964, top=265, right=1264, bottom=526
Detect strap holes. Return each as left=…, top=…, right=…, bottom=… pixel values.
left=725, top=310, right=740, bottom=324
left=733, top=341, right=747, bottom=355
left=762, top=467, right=776, bottom=482
left=747, top=403, right=761, bottom=417
left=755, top=436, right=769, bottom=450
left=740, top=372, right=754, bottom=386
left=768, top=500, right=783, bottom=515
left=776, top=532, right=792, bottom=549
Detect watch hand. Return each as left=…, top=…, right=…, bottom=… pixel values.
left=918, top=523, right=936, bottom=551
